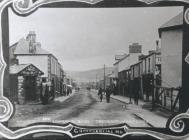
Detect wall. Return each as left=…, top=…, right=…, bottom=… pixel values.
left=113, top=64, right=118, bottom=78
left=17, top=55, right=48, bottom=77
left=161, top=29, right=182, bottom=88
left=129, top=53, right=141, bottom=68
left=119, top=56, right=129, bottom=72
left=118, top=53, right=141, bottom=73
left=141, top=54, right=156, bottom=74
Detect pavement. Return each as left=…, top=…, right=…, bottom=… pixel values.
left=8, top=90, right=77, bottom=127
left=110, top=94, right=171, bottom=128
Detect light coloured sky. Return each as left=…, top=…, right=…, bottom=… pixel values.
left=9, top=7, right=183, bottom=71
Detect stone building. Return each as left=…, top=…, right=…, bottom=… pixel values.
left=9, top=64, right=44, bottom=104
left=9, top=31, right=64, bottom=103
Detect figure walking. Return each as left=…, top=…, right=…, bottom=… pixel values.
left=106, top=86, right=111, bottom=103
left=98, top=88, right=103, bottom=102
left=133, top=78, right=140, bottom=105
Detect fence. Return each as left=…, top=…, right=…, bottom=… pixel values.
left=154, top=86, right=181, bottom=112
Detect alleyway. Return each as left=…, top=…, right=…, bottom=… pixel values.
left=8, top=89, right=155, bottom=128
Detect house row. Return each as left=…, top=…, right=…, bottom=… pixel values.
left=113, top=42, right=161, bottom=100
left=9, top=31, right=71, bottom=104
left=109, top=12, right=182, bottom=111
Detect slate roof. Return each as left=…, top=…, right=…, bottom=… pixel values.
left=158, top=12, right=183, bottom=38
left=159, top=12, right=183, bottom=29
left=13, top=38, right=50, bottom=55
left=113, top=54, right=130, bottom=65
left=10, top=64, right=30, bottom=74
left=10, top=64, right=44, bottom=75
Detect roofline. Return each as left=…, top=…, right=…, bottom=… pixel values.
left=130, top=61, right=142, bottom=67
left=10, top=63, right=44, bottom=75
left=113, top=54, right=130, bottom=65
left=15, top=53, right=50, bottom=56
left=140, top=51, right=160, bottom=60
left=158, top=25, right=183, bottom=38
left=17, top=63, right=44, bottom=76
left=14, top=53, right=60, bottom=62
left=119, top=68, right=131, bottom=73
left=9, top=42, right=18, bottom=48
left=49, top=54, right=58, bottom=61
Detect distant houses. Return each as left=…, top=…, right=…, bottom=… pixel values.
left=113, top=43, right=142, bottom=97
left=99, top=12, right=182, bottom=112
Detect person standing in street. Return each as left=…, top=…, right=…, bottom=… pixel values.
left=133, top=78, right=140, bottom=105
left=66, top=87, right=69, bottom=96
left=98, top=88, right=103, bottom=102
left=51, top=79, right=55, bottom=100
left=106, top=86, right=111, bottom=103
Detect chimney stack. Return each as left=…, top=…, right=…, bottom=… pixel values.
left=27, top=31, right=37, bottom=54
left=129, top=43, right=142, bottom=54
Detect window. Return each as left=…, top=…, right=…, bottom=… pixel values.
left=148, top=58, right=150, bottom=73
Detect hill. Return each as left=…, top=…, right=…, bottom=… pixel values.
left=66, top=67, right=114, bottom=83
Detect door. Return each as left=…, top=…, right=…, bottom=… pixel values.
left=24, top=76, right=36, bottom=101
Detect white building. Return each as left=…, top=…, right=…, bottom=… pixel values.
left=113, top=43, right=142, bottom=96
left=158, top=12, right=183, bottom=88
left=114, top=43, right=142, bottom=74
left=10, top=31, right=64, bottom=95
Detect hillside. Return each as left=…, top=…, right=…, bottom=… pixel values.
left=66, top=67, right=114, bottom=83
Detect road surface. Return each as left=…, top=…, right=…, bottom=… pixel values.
left=8, top=89, right=151, bottom=127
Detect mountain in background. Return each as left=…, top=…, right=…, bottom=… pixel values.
left=66, top=67, right=115, bottom=83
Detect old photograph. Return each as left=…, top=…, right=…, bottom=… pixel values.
left=7, top=6, right=183, bottom=129
left=2, top=0, right=189, bottom=139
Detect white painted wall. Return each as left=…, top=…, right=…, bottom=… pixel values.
left=129, top=53, right=141, bottom=68
left=113, top=64, right=118, bottom=78
left=51, top=56, right=57, bottom=75
left=119, top=56, right=129, bottom=72
left=17, top=55, right=48, bottom=77
left=118, top=53, right=141, bottom=72
left=161, top=29, right=182, bottom=88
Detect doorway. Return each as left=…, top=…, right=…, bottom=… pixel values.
left=24, top=76, right=37, bottom=101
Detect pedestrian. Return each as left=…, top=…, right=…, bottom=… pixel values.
left=67, top=87, right=69, bottom=96
left=40, top=78, right=47, bottom=104
left=98, top=88, right=103, bottom=102
left=51, top=79, right=55, bottom=100
left=128, top=79, right=133, bottom=104
left=133, top=78, right=140, bottom=105
left=106, top=86, right=111, bottom=103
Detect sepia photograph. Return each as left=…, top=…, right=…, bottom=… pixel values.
left=0, top=0, right=189, bottom=139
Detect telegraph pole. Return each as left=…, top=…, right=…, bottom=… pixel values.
left=96, top=74, right=97, bottom=90
left=104, top=64, right=106, bottom=91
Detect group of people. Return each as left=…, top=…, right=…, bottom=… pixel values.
left=66, top=87, right=72, bottom=96
left=40, top=78, right=55, bottom=105
left=98, top=86, right=112, bottom=103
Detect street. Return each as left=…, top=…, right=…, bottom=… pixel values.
left=8, top=89, right=152, bottom=128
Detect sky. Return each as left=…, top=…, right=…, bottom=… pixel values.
left=9, top=7, right=183, bottom=71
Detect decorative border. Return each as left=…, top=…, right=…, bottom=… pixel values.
left=0, top=0, right=189, bottom=139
